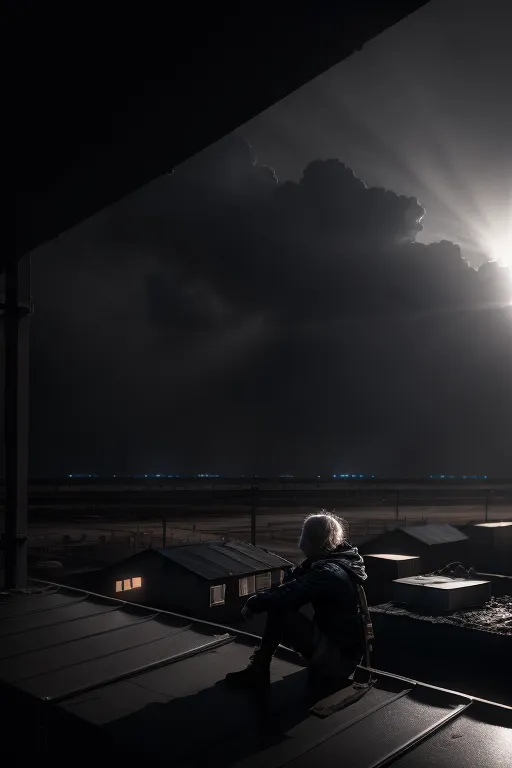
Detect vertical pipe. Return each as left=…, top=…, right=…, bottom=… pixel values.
left=3, top=255, right=31, bottom=590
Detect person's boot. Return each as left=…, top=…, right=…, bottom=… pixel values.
left=224, top=648, right=272, bottom=688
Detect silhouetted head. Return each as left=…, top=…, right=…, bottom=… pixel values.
left=299, top=511, right=346, bottom=559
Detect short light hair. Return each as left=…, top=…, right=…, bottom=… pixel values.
left=299, top=511, right=346, bottom=554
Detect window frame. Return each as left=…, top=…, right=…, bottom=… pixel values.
left=239, top=575, right=256, bottom=596
left=255, top=571, right=272, bottom=590
left=210, top=583, right=226, bottom=606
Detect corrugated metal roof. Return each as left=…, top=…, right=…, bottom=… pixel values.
left=157, top=540, right=291, bottom=579
left=398, top=524, right=468, bottom=546
left=0, top=582, right=509, bottom=764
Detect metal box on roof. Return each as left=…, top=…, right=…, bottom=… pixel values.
left=364, top=554, right=423, bottom=606
left=392, top=576, right=491, bottom=612
left=466, top=522, right=512, bottom=575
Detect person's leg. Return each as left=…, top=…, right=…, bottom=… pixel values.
left=279, top=610, right=316, bottom=660
left=225, top=608, right=315, bottom=687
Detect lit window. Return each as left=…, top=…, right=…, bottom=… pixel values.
left=239, top=575, right=256, bottom=596
left=210, top=584, right=226, bottom=606
left=256, top=572, right=271, bottom=590
left=115, top=577, right=143, bottom=593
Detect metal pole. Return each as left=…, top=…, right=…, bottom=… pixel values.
left=3, top=255, right=32, bottom=589
left=250, top=505, right=257, bottom=546
left=250, top=485, right=258, bottom=546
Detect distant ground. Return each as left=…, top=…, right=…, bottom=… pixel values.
left=8, top=501, right=510, bottom=575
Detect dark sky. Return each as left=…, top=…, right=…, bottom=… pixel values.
left=16, top=0, right=512, bottom=477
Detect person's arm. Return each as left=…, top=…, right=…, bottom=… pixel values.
left=282, top=564, right=301, bottom=583
left=245, top=566, right=333, bottom=613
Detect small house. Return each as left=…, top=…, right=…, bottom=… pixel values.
left=360, top=524, right=469, bottom=572
left=83, top=539, right=292, bottom=622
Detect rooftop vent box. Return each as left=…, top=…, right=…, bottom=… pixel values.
left=392, top=576, right=491, bottom=612
left=365, top=554, right=423, bottom=580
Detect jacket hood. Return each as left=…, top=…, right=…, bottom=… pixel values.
left=314, top=543, right=367, bottom=582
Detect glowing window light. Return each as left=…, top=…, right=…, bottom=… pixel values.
left=115, top=577, right=143, bottom=593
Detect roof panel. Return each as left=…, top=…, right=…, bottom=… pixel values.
left=391, top=707, right=512, bottom=768
left=0, top=591, right=84, bottom=619
left=58, top=679, right=171, bottom=726
left=158, top=547, right=226, bottom=579
left=207, top=543, right=272, bottom=572
left=222, top=541, right=291, bottom=569
left=399, top=524, right=468, bottom=546
left=158, top=541, right=290, bottom=579
left=0, top=615, right=189, bottom=683
left=19, top=625, right=231, bottom=701
left=0, top=607, right=156, bottom=659
left=283, top=689, right=469, bottom=768
left=0, top=597, right=118, bottom=637
left=193, top=544, right=265, bottom=575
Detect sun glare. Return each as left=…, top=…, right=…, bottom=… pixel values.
left=486, top=234, right=512, bottom=268
left=477, top=208, right=512, bottom=270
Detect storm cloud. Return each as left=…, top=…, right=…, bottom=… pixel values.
left=27, top=135, right=512, bottom=477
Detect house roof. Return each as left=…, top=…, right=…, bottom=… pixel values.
left=8, top=3, right=430, bottom=265
left=157, top=540, right=292, bottom=580
left=0, top=581, right=510, bottom=764
left=396, top=524, right=469, bottom=546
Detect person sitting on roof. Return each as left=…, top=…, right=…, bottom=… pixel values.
left=225, top=511, right=368, bottom=688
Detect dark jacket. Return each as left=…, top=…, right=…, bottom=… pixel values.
left=246, top=544, right=367, bottom=661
